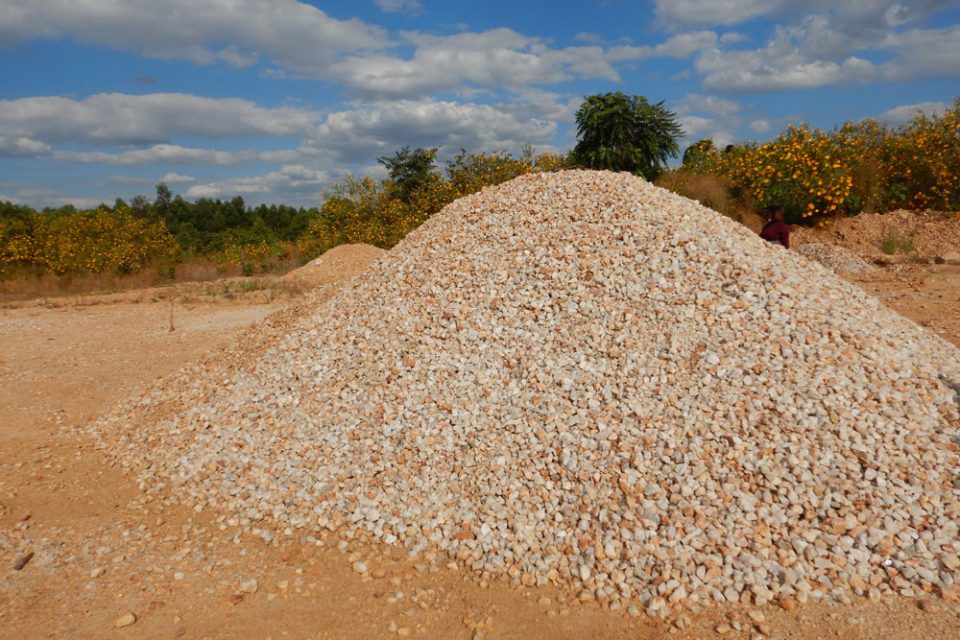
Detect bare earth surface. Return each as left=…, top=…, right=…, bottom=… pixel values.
left=2, top=238, right=959, bottom=639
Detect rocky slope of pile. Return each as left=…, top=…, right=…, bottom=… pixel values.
left=96, top=170, right=960, bottom=613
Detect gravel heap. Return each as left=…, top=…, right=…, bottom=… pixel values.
left=97, top=170, right=960, bottom=613
left=794, top=243, right=876, bottom=274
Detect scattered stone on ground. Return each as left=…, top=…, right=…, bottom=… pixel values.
left=794, top=242, right=876, bottom=274
left=113, top=611, right=137, bottom=628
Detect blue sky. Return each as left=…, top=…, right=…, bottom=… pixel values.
left=1, top=0, right=958, bottom=208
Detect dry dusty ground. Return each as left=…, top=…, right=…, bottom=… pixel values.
left=1, top=245, right=959, bottom=639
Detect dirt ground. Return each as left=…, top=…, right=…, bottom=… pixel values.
left=1, top=243, right=959, bottom=639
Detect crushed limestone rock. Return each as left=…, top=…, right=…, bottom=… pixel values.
left=94, top=170, right=960, bottom=613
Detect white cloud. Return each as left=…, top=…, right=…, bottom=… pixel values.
left=720, top=32, right=749, bottom=44
left=0, top=93, right=320, bottom=146
left=160, top=173, right=196, bottom=184
left=309, top=98, right=557, bottom=162
left=878, top=25, right=960, bottom=80
left=697, top=47, right=877, bottom=91
left=185, top=164, right=329, bottom=200
left=332, top=29, right=619, bottom=97
left=680, top=94, right=740, bottom=118
left=606, top=31, right=719, bottom=61
left=0, top=0, right=385, bottom=76
left=678, top=115, right=716, bottom=139
left=749, top=119, right=771, bottom=133
left=575, top=32, right=603, bottom=44
left=0, top=185, right=105, bottom=209
left=0, top=135, right=50, bottom=156
left=54, top=144, right=260, bottom=166
left=655, top=0, right=953, bottom=29
left=876, top=101, right=949, bottom=125
left=654, top=0, right=782, bottom=28
left=375, top=0, right=423, bottom=14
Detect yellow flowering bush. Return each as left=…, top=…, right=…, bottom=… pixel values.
left=880, top=103, right=960, bottom=210
left=1, top=205, right=179, bottom=276
left=721, top=125, right=852, bottom=222
left=668, top=98, right=960, bottom=223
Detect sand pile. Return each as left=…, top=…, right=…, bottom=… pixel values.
left=794, top=243, right=876, bottom=274
left=283, top=243, right=386, bottom=286
left=96, top=170, right=960, bottom=614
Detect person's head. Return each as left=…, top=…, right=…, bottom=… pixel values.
left=764, top=205, right=784, bottom=222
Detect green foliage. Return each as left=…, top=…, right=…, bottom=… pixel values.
left=1, top=204, right=179, bottom=276
left=446, top=149, right=532, bottom=196
left=378, top=146, right=440, bottom=202
left=571, top=91, right=683, bottom=180
left=681, top=139, right=718, bottom=171
left=880, top=232, right=916, bottom=255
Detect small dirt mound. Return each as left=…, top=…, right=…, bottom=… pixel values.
left=794, top=210, right=960, bottom=261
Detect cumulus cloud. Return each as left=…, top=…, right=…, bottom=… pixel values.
left=54, top=144, right=261, bottom=166
left=606, top=31, right=719, bottom=62
left=574, top=32, right=603, bottom=44
left=878, top=25, right=960, bottom=80
left=698, top=47, right=877, bottom=91
left=655, top=0, right=953, bottom=29
left=654, top=0, right=782, bottom=28
left=160, top=172, right=196, bottom=184
left=374, top=0, right=423, bottom=14
left=876, top=101, right=949, bottom=125
left=684, top=2, right=960, bottom=92
left=749, top=119, right=771, bottom=133
left=674, top=93, right=742, bottom=147
left=0, top=185, right=105, bottom=209
left=331, top=28, right=727, bottom=98
left=185, top=164, right=330, bottom=200
left=309, top=98, right=557, bottom=163
left=0, top=93, right=320, bottom=146
left=331, top=28, right=618, bottom=97
left=0, top=0, right=385, bottom=76
left=0, top=135, right=50, bottom=156
left=680, top=94, right=741, bottom=118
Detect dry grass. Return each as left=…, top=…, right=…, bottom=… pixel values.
left=655, top=170, right=762, bottom=231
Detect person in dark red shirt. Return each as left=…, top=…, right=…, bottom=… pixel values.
left=759, top=205, right=790, bottom=249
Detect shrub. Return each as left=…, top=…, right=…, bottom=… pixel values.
left=721, top=125, right=853, bottom=223
left=571, top=92, right=683, bottom=180
left=1, top=204, right=179, bottom=276
left=655, top=170, right=737, bottom=219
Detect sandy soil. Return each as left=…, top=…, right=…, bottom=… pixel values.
left=1, top=246, right=959, bottom=639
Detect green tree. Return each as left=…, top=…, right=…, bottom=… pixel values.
left=571, top=92, right=683, bottom=180
left=377, top=146, right=439, bottom=201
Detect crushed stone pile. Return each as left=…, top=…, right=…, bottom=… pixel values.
left=96, top=170, right=960, bottom=614
left=794, top=243, right=876, bottom=274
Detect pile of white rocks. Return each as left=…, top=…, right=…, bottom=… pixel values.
left=794, top=242, right=876, bottom=274
left=97, top=170, right=960, bottom=613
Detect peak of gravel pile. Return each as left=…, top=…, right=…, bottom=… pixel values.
left=97, top=170, right=960, bottom=613
left=794, top=243, right=876, bottom=274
